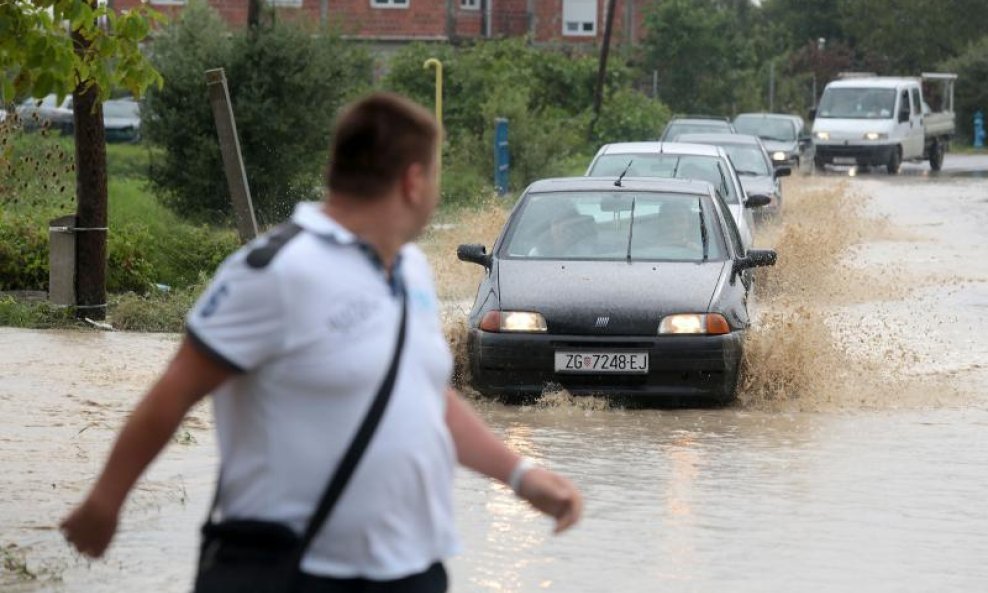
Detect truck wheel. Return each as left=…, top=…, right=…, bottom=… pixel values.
left=886, top=147, right=901, bottom=175
left=929, top=141, right=945, bottom=171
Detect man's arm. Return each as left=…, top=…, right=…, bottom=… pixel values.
left=60, top=336, right=234, bottom=558
left=445, top=388, right=582, bottom=533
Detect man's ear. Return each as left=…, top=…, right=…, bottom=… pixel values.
left=401, top=162, right=426, bottom=206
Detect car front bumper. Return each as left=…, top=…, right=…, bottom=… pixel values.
left=816, top=144, right=895, bottom=166
left=468, top=329, right=743, bottom=402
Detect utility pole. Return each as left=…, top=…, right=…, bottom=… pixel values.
left=590, top=0, right=618, bottom=140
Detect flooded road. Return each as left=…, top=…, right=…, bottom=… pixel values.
left=2, top=160, right=987, bottom=592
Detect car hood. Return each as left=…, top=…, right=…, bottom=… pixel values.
left=812, top=118, right=894, bottom=141
left=738, top=175, right=777, bottom=197
left=761, top=139, right=797, bottom=153
left=497, top=259, right=727, bottom=336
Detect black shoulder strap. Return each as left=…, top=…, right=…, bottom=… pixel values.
left=295, top=290, right=409, bottom=559
left=245, top=222, right=304, bottom=269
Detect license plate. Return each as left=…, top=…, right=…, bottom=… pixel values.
left=833, top=157, right=857, bottom=165
left=554, top=351, right=649, bottom=374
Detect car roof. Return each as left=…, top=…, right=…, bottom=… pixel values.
left=826, top=77, right=918, bottom=89
left=667, top=117, right=733, bottom=126
left=596, top=141, right=725, bottom=157
left=676, top=132, right=761, bottom=146
left=526, top=176, right=716, bottom=196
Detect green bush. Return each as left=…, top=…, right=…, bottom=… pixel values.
left=593, top=87, right=673, bottom=145
left=941, top=35, right=988, bottom=141
left=143, top=2, right=373, bottom=225
left=382, top=39, right=662, bottom=195
left=111, top=282, right=204, bottom=332
left=0, top=212, right=49, bottom=291
left=0, top=296, right=76, bottom=329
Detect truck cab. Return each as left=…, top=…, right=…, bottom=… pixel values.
left=811, top=74, right=956, bottom=174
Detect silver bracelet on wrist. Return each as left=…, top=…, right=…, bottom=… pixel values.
left=508, top=457, right=535, bottom=495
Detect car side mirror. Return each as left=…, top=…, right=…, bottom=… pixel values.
left=798, top=136, right=812, bottom=147
left=774, top=166, right=792, bottom=178
left=457, top=243, right=491, bottom=268
left=733, top=249, right=777, bottom=274
left=898, top=110, right=910, bottom=123
left=808, top=108, right=817, bottom=121
left=745, top=194, right=772, bottom=208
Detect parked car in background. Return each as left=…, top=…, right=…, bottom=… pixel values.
left=733, top=112, right=814, bottom=172
left=456, top=176, right=777, bottom=404
left=15, top=94, right=73, bottom=133
left=585, top=142, right=771, bottom=251
left=100, top=98, right=141, bottom=143
left=16, top=94, right=141, bottom=143
left=58, top=97, right=142, bottom=143
left=677, top=132, right=790, bottom=220
left=659, top=116, right=736, bottom=142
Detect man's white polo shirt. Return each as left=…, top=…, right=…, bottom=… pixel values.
left=186, top=201, right=459, bottom=579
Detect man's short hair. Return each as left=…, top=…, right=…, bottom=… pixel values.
left=327, top=93, right=438, bottom=199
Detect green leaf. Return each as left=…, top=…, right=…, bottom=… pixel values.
left=2, top=78, right=14, bottom=104
left=35, top=71, right=54, bottom=98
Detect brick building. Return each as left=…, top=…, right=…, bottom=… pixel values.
left=114, top=0, right=650, bottom=47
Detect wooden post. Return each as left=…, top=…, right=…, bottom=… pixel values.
left=206, top=68, right=258, bottom=243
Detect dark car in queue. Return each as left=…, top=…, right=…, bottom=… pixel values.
left=456, top=177, right=777, bottom=404
left=733, top=112, right=815, bottom=172
left=659, top=116, right=736, bottom=142
left=677, top=132, right=791, bottom=220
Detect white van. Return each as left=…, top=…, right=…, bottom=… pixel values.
left=811, top=73, right=956, bottom=174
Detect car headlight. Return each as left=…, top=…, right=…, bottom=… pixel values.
left=658, top=313, right=730, bottom=335
left=479, top=310, right=548, bottom=333
left=815, top=131, right=830, bottom=141
left=863, top=132, right=888, bottom=141
left=771, top=151, right=788, bottom=161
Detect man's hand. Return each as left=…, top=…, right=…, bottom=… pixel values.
left=517, top=467, right=583, bottom=533
left=60, top=493, right=120, bottom=558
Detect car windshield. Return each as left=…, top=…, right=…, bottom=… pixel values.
left=817, top=88, right=897, bottom=119
left=501, top=191, right=727, bottom=262
left=587, top=153, right=739, bottom=204
left=721, top=145, right=771, bottom=176
left=733, top=117, right=795, bottom=141
left=664, top=122, right=730, bottom=140
left=103, top=100, right=139, bottom=119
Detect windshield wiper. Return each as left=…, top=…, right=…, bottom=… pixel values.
left=697, top=197, right=708, bottom=261
left=626, top=197, right=637, bottom=262
left=736, top=169, right=762, bottom=176
left=615, top=160, right=634, bottom=187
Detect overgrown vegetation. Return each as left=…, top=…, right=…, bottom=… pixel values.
left=382, top=39, right=671, bottom=202
left=142, top=1, right=373, bottom=225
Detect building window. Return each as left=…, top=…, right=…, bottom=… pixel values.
left=460, top=0, right=480, bottom=9
left=371, top=0, right=409, bottom=8
left=562, top=0, right=596, bottom=37
left=268, top=0, right=303, bottom=7
left=148, top=0, right=186, bottom=5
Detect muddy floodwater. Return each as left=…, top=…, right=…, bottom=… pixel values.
left=2, top=161, right=988, bottom=592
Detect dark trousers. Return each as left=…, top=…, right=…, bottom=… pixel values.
left=297, top=563, right=447, bottom=593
